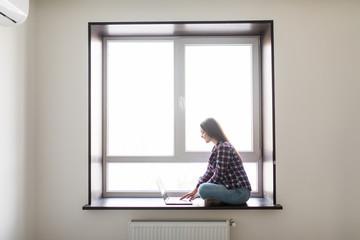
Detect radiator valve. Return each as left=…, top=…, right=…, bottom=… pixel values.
left=229, top=218, right=236, bottom=227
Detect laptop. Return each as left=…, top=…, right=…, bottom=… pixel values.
left=156, top=177, right=193, bottom=205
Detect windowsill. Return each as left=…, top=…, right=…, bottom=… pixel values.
left=82, top=197, right=283, bottom=210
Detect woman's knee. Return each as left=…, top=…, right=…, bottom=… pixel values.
left=198, top=183, right=213, bottom=199
left=198, top=183, right=223, bottom=199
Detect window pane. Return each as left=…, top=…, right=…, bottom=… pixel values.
left=107, top=162, right=206, bottom=191
left=185, top=44, right=253, bottom=152
left=106, top=40, right=174, bottom=156
left=244, top=162, right=258, bottom=192
left=107, top=162, right=257, bottom=192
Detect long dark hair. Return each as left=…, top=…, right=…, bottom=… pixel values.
left=200, top=118, right=228, bottom=143
left=200, top=118, right=243, bottom=162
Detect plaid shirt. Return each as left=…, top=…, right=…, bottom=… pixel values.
left=196, top=141, right=252, bottom=191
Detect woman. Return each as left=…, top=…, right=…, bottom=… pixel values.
left=180, top=118, right=252, bottom=205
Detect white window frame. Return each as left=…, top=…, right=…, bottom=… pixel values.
left=102, top=36, right=262, bottom=197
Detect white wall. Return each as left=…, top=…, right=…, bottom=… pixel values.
left=26, top=0, right=360, bottom=239
left=0, top=15, right=33, bottom=240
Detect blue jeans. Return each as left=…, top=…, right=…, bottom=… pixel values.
left=198, top=183, right=251, bottom=205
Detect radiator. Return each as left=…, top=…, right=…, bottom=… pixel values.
left=128, top=220, right=230, bottom=240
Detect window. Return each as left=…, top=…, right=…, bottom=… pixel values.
left=103, top=36, right=261, bottom=197
left=87, top=21, right=279, bottom=208
left=106, top=40, right=175, bottom=157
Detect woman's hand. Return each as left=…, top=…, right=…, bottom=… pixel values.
left=180, top=187, right=199, bottom=201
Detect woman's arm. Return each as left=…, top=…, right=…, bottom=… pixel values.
left=196, top=164, right=214, bottom=187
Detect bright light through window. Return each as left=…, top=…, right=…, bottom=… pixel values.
left=104, top=37, right=261, bottom=197
left=185, top=44, right=253, bottom=152
left=106, top=40, right=174, bottom=156
left=107, top=162, right=258, bottom=193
